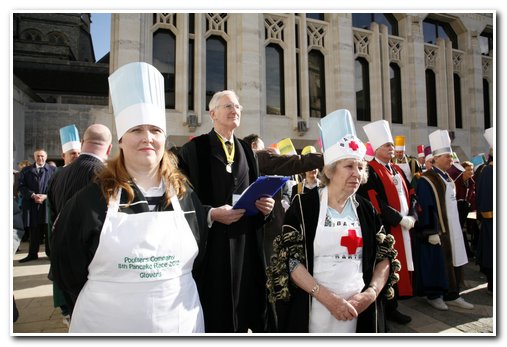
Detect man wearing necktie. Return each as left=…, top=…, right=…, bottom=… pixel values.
left=18, top=148, right=56, bottom=262
left=357, top=120, right=417, bottom=326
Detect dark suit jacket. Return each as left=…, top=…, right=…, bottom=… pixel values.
left=48, top=154, right=105, bottom=222
left=18, top=163, right=56, bottom=227
left=178, top=129, right=269, bottom=333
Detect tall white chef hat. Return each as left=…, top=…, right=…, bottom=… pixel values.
left=363, top=120, right=394, bottom=151
left=429, top=129, right=452, bottom=157
left=59, top=124, right=81, bottom=153
left=108, top=62, right=166, bottom=140
left=319, top=109, right=365, bottom=165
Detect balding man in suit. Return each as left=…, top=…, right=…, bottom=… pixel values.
left=19, top=148, right=56, bottom=262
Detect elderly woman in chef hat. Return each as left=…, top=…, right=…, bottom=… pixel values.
left=267, top=109, right=400, bottom=333
left=51, top=62, right=209, bottom=333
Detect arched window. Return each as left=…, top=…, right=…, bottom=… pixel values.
left=265, top=43, right=285, bottom=115
left=206, top=36, right=227, bottom=109
left=21, top=29, right=42, bottom=42
left=454, top=74, right=462, bottom=129
left=352, top=13, right=398, bottom=36
left=308, top=50, right=326, bottom=118
left=423, top=18, right=458, bottom=49
left=390, top=63, right=402, bottom=124
left=152, top=29, right=176, bottom=109
left=48, top=32, right=66, bottom=45
left=483, top=79, right=491, bottom=129
left=355, top=58, right=370, bottom=121
left=425, top=69, right=437, bottom=126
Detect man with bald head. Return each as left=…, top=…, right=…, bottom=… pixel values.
left=48, top=123, right=112, bottom=317
left=48, top=123, right=113, bottom=221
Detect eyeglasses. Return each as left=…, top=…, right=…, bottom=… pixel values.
left=216, top=103, right=243, bottom=112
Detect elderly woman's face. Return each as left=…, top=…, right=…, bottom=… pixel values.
left=329, top=158, right=366, bottom=196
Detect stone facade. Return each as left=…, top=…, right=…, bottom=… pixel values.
left=12, top=12, right=494, bottom=166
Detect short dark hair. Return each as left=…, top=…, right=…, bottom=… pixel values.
left=243, top=134, right=261, bottom=148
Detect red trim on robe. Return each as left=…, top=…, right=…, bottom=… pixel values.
left=369, top=160, right=413, bottom=296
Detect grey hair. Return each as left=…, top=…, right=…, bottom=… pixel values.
left=208, top=90, right=239, bottom=111
left=320, top=158, right=369, bottom=186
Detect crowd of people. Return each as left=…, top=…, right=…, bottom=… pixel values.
left=12, top=62, right=494, bottom=334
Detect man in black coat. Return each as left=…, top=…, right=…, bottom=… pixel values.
left=178, top=90, right=275, bottom=333
left=48, top=124, right=112, bottom=315
left=18, top=148, right=56, bottom=262
left=48, top=124, right=112, bottom=224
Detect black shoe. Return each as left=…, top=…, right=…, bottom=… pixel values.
left=387, top=309, right=412, bottom=324
left=19, top=255, right=38, bottom=263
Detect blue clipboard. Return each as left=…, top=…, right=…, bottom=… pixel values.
left=233, top=175, right=290, bottom=216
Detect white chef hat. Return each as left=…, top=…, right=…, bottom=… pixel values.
left=363, top=120, right=394, bottom=151
left=484, top=127, right=493, bottom=149
left=59, top=124, right=81, bottom=153
left=108, top=62, right=166, bottom=140
left=319, top=109, right=366, bottom=165
left=429, top=129, right=452, bottom=157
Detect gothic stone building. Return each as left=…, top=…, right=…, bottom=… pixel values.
left=12, top=12, right=494, bottom=166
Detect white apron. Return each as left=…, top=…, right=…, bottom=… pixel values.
left=70, top=189, right=204, bottom=333
left=441, top=177, right=468, bottom=267
left=396, top=157, right=412, bottom=182
left=309, top=188, right=364, bottom=333
left=392, top=171, right=414, bottom=271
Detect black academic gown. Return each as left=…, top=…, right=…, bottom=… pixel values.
left=178, top=129, right=270, bottom=333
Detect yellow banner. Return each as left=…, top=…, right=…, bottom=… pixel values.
left=277, top=138, right=297, bottom=156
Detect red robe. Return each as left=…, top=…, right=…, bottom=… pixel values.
left=360, top=159, right=415, bottom=296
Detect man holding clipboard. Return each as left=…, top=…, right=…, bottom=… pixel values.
left=178, top=90, right=275, bottom=333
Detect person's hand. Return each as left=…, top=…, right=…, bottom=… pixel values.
left=400, top=216, right=415, bottom=229
left=33, top=194, right=45, bottom=204
left=428, top=234, right=441, bottom=245
left=318, top=286, right=358, bottom=321
left=255, top=197, right=275, bottom=216
left=348, top=289, right=376, bottom=315
left=210, top=205, right=245, bottom=225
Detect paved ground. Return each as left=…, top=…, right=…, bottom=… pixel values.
left=12, top=241, right=494, bottom=335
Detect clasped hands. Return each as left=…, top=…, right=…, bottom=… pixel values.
left=32, top=193, right=47, bottom=204
left=319, top=286, right=376, bottom=321
left=210, top=197, right=275, bottom=225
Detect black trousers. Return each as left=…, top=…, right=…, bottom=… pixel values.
left=28, top=223, right=49, bottom=257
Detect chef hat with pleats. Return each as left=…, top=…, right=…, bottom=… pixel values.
left=108, top=62, right=166, bottom=140
left=394, top=135, right=406, bottom=151
left=484, top=127, right=493, bottom=149
left=363, top=120, right=394, bottom=151
left=319, top=109, right=365, bottom=165
left=59, top=124, right=80, bottom=153
left=429, top=129, right=453, bottom=157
